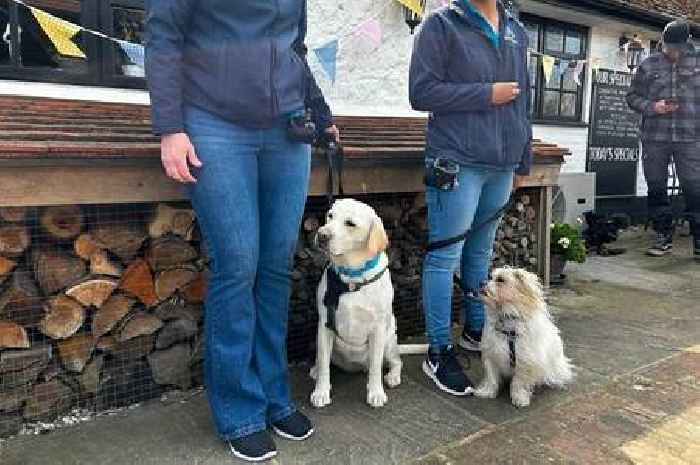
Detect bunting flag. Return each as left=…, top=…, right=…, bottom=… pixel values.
left=542, top=55, right=555, bottom=83
left=355, top=19, right=383, bottom=50
left=554, top=59, right=569, bottom=82
left=395, top=0, right=425, bottom=16
left=117, top=40, right=145, bottom=67
left=572, top=60, right=585, bottom=86
left=31, top=7, right=85, bottom=58
left=314, top=40, right=339, bottom=83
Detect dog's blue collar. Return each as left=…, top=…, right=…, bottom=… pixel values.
left=334, top=255, right=381, bottom=278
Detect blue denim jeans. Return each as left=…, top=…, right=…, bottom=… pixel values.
left=184, top=106, right=311, bottom=440
left=422, top=163, right=513, bottom=349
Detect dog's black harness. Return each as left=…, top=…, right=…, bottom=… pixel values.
left=323, top=265, right=388, bottom=334
left=495, top=315, right=519, bottom=368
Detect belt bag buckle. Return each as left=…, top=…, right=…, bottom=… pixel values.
left=425, top=156, right=460, bottom=191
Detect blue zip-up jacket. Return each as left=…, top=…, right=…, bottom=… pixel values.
left=145, top=0, right=330, bottom=135
left=409, top=1, right=533, bottom=175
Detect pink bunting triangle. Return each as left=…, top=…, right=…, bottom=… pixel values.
left=355, top=19, right=383, bottom=49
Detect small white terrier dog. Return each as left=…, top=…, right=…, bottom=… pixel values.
left=475, top=267, right=573, bottom=407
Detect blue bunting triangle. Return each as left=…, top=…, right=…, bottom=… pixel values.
left=117, top=40, right=145, bottom=67
left=313, top=40, right=338, bottom=83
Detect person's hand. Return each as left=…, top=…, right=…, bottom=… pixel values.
left=325, top=124, right=340, bottom=144
left=653, top=100, right=679, bottom=115
left=160, top=132, right=202, bottom=183
left=512, top=175, right=526, bottom=192
left=492, top=82, right=521, bottom=106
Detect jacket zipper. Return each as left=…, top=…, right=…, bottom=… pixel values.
left=270, top=0, right=280, bottom=120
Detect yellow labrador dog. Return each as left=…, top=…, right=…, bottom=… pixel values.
left=310, top=199, right=425, bottom=408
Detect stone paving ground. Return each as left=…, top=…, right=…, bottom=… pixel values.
left=1, top=229, right=698, bottom=465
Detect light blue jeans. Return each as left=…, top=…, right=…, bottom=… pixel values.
left=184, top=105, right=311, bottom=440
left=422, top=162, right=514, bottom=349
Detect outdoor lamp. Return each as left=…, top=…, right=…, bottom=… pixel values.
left=623, top=35, right=645, bottom=71
left=404, top=0, right=426, bottom=34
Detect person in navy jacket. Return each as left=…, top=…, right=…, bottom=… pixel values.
left=410, top=0, right=532, bottom=396
left=145, top=1, right=337, bottom=461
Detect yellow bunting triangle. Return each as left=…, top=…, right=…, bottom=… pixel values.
left=395, top=0, right=425, bottom=16
left=32, top=7, right=85, bottom=58
left=542, top=55, right=555, bottom=83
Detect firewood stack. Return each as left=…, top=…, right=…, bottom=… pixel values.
left=0, top=192, right=540, bottom=437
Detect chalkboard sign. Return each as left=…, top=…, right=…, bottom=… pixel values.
left=586, top=69, right=641, bottom=197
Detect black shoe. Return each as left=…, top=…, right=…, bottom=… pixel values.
left=272, top=411, right=314, bottom=441
left=647, top=232, right=673, bottom=256
left=457, top=329, right=482, bottom=352
left=422, top=345, right=474, bottom=396
left=227, top=431, right=277, bottom=462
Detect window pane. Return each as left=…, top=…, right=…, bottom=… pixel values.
left=524, top=21, right=539, bottom=49
left=0, top=0, right=10, bottom=66
left=112, top=5, right=145, bottom=78
left=543, top=91, right=560, bottom=117
left=528, top=54, right=537, bottom=84
left=561, top=93, right=577, bottom=117
left=545, top=27, right=564, bottom=53
left=19, top=0, right=88, bottom=73
left=565, top=31, right=582, bottom=55
left=530, top=88, right=536, bottom=117
left=562, top=64, right=578, bottom=90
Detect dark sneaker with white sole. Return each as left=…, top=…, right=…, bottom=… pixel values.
left=272, top=411, right=314, bottom=441
left=458, top=329, right=482, bottom=352
left=227, top=431, right=277, bottom=462
left=423, top=345, right=474, bottom=396
left=647, top=232, right=673, bottom=256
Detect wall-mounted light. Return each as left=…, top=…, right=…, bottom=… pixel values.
left=620, top=35, right=645, bottom=71
left=403, top=0, right=426, bottom=34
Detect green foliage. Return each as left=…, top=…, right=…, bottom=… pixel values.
left=550, top=222, right=587, bottom=263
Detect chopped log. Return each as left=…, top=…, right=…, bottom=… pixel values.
left=146, top=237, right=198, bottom=272
left=0, top=344, right=52, bottom=375
left=154, top=267, right=198, bottom=301
left=171, top=209, right=197, bottom=240
left=118, top=312, right=163, bottom=342
left=148, top=344, right=192, bottom=390
left=0, top=321, right=30, bottom=349
left=57, top=334, right=96, bottom=373
left=33, top=247, right=87, bottom=295
left=0, top=271, right=42, bottom=327
left=154, top=299, right=203, bottom=322
left=79, top=354, right=104, bottom=395
left=0, top=225, right=30, bottom=258
left=303, top=216, right=320, bottom=232
left=0, top=384, right=30, bottom=412
left=120, top=259, right=158, bottom=307
left=23, top=379, right=75, bottom=422
left=111, top=334, right=155, bottom=362
left=0, top=207, right=29, bottom=223
left=156, top=318, right=198, bottom=350
left=96, top=336, right=117, bottom=353
left=39, top=295, right=85, bottom=340
left=0, top=257, right=16, bottom=284
left=149, top=204, right=197, bottom=240
left=74, top=233, right=103, bottom=261
left=92, top=294, right=136, bottom=338
left=39, top=205, right=83, bottom=241
left=92, top=222, right=147, bottom=263
left=181, top=270, right=208, bottom=304
left=65, top=278, right=118, bottom=309
left=90, top=250, right=124, bottom=277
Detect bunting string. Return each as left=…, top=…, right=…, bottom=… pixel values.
left=8, top=0, right=646, bottom=87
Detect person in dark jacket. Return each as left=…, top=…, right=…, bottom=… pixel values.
left=627, top=20, right=699, bottom=259
left=409, top=0, right=532, bottom=395
left=145, top=1, right=338, bottom=461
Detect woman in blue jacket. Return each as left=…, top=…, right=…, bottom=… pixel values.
left=145, top=1, right=337, bottom=461
left=409, top=0, right=532, bottom=396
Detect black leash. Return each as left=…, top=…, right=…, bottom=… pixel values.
left=323, top=140, right=344, bottom=207
left=426, top=196, right=515, bottom=252
left=323, top=265, right=388, bottom=334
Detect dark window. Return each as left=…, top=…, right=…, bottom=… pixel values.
left=522, top=14, right=588, bottom=123
left=0, top=0, right=144, bottom=88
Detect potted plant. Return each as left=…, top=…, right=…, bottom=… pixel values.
left=550, top=222, right=587, bottom=278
